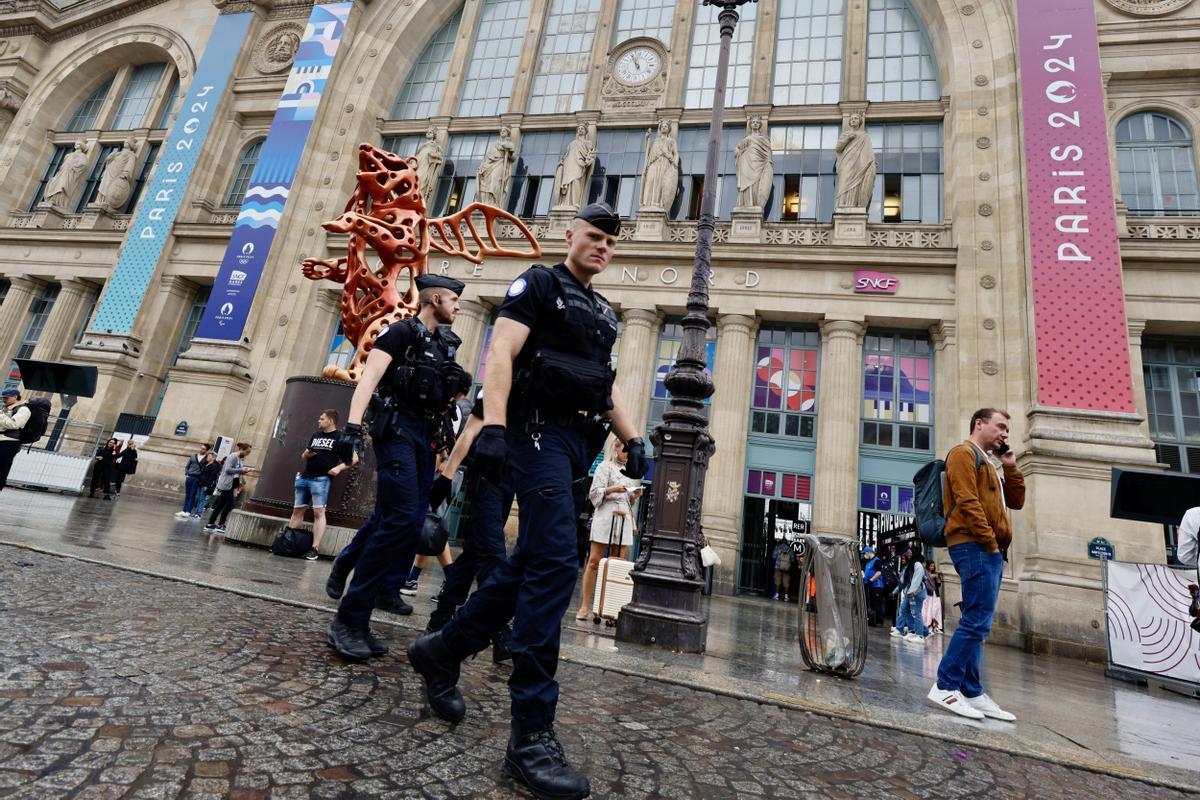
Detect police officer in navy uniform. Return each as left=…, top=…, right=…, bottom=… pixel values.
left=325, top=273, right=469, bottom=660
left=408, top=203, right=647, bottom=800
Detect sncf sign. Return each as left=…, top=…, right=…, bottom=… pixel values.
left=854, top=271, right=899, bottom=294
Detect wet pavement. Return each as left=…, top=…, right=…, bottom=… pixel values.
left=1, top=487, right=1198, bottom=797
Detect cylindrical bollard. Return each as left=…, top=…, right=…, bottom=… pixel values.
left=797, top=534, right=868, bottom=677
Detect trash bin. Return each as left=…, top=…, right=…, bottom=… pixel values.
left=797, top=534, right=868, bottom=677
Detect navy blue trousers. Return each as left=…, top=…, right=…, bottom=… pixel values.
left=440, top=422, right=590, bottom=732
left=434, top=474, right=514, bottom=615
left=335, top=416, right=434, bottom=631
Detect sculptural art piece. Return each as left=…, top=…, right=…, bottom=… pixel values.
left=835, top=113, right=877, bottom=210
left=476, top=126, right=515, bottom=207
left=735, top=117, right=773, bottom=210
left=41, top=139, right=91, bottom=211
left=553, top=124, right=597, bottom=211
left=413, top=127, right=444, bottom=205
left=95, top=140, right=138, bottom=213
left=640, top=120, right=679, bottom=210
left=302, top=143, right=541, bottom=382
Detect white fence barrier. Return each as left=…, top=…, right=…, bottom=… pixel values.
left=1105, top=560, right=1200, bottom=689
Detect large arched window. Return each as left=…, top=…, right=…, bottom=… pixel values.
left=614, top=0, right=674, bottom=45
left=458, top=0, right=531, bottom=118
left=774, top=0, right=845, bottom=106
left=866, top=0, right=939, bottom=102
left=528, top=0, right=602, bottom=115
left=1116, top=112, right=1200, bottom=217
left=224, top=139, right=265, bottom=208
left=393, top=9, right=461, bottom=120
left=685, top=1, right=757, bottom=108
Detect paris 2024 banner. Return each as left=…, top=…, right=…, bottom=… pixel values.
left=1016, top=0, right=1136, bottom=414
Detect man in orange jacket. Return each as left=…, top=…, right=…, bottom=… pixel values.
left=928, top=408, right=1025, bottom=721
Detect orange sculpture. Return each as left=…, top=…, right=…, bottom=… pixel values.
left=303, top=143, right=541, bottom=382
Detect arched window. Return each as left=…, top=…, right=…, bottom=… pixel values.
left=225, top=139, right=264, bottom=208
left=1117, top=112, right=1200, bottom=217
left=112, top=63, right=167, bottom=129
left=686, top=1, right=757, bottom=109
left=458, top=0, right=531, bottom=118
left=774, top=0, right=845, bottom=106
left=393, top=9, right=462, bottom=120
left=528, top=0, right=602, bottom=115
left=613, top=0, right=674, bottom=45
left=66, top=80, right=113, bottom=132
left=866, top=0, right=939, bottom=102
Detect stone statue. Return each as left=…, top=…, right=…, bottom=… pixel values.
left=41, top=140, right=91, bottom=211
left=835, top=114, right=877, bottom=210
left=95, top=140, right=139, bottom=212
left=413, top=127, right=444, bottom=206
left=553, top=124, right=596, bottom=211
left=640, top=120, right=679, bottom=210
left=735, top=117, right=773, bottom=210
left=476, top=126, right=515, bottom=207
left=267, top=30, right=301, bottom=65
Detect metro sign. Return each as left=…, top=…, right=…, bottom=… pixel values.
left=853, top=270, right=899, bottom=294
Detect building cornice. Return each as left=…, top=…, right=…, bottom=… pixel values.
left=0, top=0, right=177, bottom=43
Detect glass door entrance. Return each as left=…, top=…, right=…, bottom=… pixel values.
left=738, top=469, right=813, bottom=597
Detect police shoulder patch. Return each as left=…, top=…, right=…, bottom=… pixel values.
left=507, top=277, right=527, bottom=297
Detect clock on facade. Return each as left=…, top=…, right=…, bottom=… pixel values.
left=615, top=46, right=661, bottom=86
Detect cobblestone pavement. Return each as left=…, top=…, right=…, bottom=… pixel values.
left=1, top=549, right=1193, bottom=800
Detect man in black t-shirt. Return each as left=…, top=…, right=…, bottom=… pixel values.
left=287, top=409, right=355, bottom=561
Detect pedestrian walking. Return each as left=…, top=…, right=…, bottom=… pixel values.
left=196, top=451, right=221, bottom=517
left=286, top=409, right=356, bottom=561
left=771, top=538, right=795, bottom=602
left=895, top=551, right=929, bottom=642
left=927, top=408, right=1025, bottom=721
left=407, top=202, right=646, bottom=800
left=88, top=438, right=119, bottom=500
left=323, top=273, right=469, bottom=656
left=862, top=546, right=886, bottom=627
left=399, top=546, right=453, bottom=596
left=922, top=561, right=944, bottom=635
left=576, top=439, right=643, bottom=620
left=0, top=388, right=37, bottom=491
left=889, top=549, right=910, bottom=637
left=205, top=442, right=254, bottom=533
left=114, top=440, right=138, bottom=495
left=175, top=444, right=210, bottom=518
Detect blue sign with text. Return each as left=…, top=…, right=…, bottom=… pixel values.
left=91, top=12, right=254, bottom=333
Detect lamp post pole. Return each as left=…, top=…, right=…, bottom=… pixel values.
left=615, top=0, right=756, bottom=653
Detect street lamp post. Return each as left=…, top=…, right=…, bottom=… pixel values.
left=615, top=0, right=757, bottom=653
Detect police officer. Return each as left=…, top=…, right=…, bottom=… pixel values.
left=324, top=273, right=469, bottom=660
left=408, top=203, right=647, bottom=800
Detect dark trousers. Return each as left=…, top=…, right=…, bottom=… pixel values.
left=434, top=475, right=514, bottom=615
left=182, top=475, right=203, bottom=513
left=336, top=416, right=434, bottom=631
left=89, top=463, right=112, bottom=495
left=208, top=490, right=237, bottom=526
left=0, top=440, right=20, bottom=490
left=335, top=504, right=418, bottom=598
left=866, top=585, right=886, bottom=626
left=441, top=422, right=589, bottom=733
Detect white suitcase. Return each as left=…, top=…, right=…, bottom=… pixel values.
left=591, top=510, right=634, bottom=627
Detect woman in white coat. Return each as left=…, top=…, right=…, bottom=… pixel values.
left=575, top=439, right=644, bottom=621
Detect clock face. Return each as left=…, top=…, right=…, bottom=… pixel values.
left=615, top=47, right=660, bottom=86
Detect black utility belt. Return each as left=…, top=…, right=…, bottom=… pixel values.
left=520, top=408, right=597, bottom=436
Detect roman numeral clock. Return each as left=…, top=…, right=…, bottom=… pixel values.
left=602, top=37, right=669, bottom=112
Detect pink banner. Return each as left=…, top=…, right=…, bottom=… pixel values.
left=1017, top=0, right=1135, bottom=413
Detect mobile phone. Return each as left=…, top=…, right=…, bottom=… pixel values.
left=995, top=443, right=1010, bottom=456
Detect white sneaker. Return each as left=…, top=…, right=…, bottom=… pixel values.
left=903, top=632, right=925, bottom=644
left=889, top=627, right=903, bottom=638
left=927, top=684, right=985, bottom=719
left=962, top=693, right=1016, bottom=722
left=174, top=511, right=189, bottom=518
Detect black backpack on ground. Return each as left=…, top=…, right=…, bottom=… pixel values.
left=270, top=526, right=313, bottom=557
left=16, top=398, right=51, bottom=445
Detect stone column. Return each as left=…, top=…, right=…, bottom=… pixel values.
left=664, top=1, right=699, bottom=106
left=701, top=313, right=759, bottom=592
left=614, top=308, right=663, bottom=436
left=811, top=318, right=866, bottom=539
left=437, top=0, right=488, bottom=117
left=31, top=279, right=96, bottom=363
left=1126, top=319, right=1150, bottom=422
left=930, top=320, right=958, bottom=455
left=582, top=0, right=620, bottom=109
left=748, top=0, right=777, bottom=105
left=453, top=298, right=492, bottom=376
left=842, top=0, right=870, bottom=101
left=0, top=276, right=42, bottom=377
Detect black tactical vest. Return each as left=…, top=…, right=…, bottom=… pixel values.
left=387, top=318, right=459, bottom=413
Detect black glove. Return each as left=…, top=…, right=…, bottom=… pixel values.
left=474, top=425, right=507, bottom=485
left=340, top=422, right=365, bottom=460
left=428, top=474, right=453, bottom=511
left=622, top=437, right=648, bottom=480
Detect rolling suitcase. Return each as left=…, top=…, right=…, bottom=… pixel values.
left=592, top=510, right=635, bottom=627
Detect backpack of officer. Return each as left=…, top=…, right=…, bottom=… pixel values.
left=323, top=273, right=470, bottom=660
left=407, top=202, right=649, bottom=800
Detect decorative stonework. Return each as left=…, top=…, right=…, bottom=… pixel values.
left=980, top=240, right=994, bottom=251
left=1102, top=0, right=1193, bottom=17
left=976, top=137, right=991, bottom=149
left=978, top=203, right=993, bottom=217
left=981, top=360, right=999, bottom=376
left=983, top=318, right=996, bottom=330
left=601, top=37, right=669, bottom=112
left=980, top=275, right=997, bottom=289
left=1126, top=220, right=1200, bottom=239
left=974, top=75, right=989, bottom=87
left=253, top=23, right=303, bottom=75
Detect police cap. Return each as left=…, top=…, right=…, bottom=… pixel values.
left=415, top=274, right=465, bottom=295
left=575, top=202, right=621, bottom=236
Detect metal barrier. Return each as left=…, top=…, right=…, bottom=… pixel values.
left=8, top=418, right=102, bottom=493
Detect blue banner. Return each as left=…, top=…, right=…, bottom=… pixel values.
left=91, top=12, right=254, bottom=333
left=195, top=2, right=353, bottom=341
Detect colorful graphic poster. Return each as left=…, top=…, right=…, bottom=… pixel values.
left=1016, top=0, right=1135, bottom=412
left=195, top=2, right=353, bottom=341
left=91, top=12, right=254, bottom=333
left=1105, top=561, right=1200, bottom=686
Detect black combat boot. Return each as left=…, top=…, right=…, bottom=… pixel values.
left=363, top=630, right=389, bottom=657
left=503, top=724, right=590, bottom=799
left=426, top=602, right=455, bottom=632
left=375, top=592, right=413, bottom=615
left=406, top=631, right=466, bottom=722
left=491, top=624, right=513, bottom=665
left=325, top=618, right=372, bottom=661
left=325, top=560, right=349, bottom=600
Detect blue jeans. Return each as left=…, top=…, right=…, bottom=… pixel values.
left=335, top=415, right=434, bottom=631
left=182, top=475, right=202, bottom=513
left=441, top=422, right=590, bottom=733
left=936, top=542, right=1004, bottom=697
left=897, top=587, right=928, bottom=636
left=294, top=474, right=331, bottom=508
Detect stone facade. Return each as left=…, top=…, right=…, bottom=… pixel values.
left=0, top=0, right=1198, bottom=659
